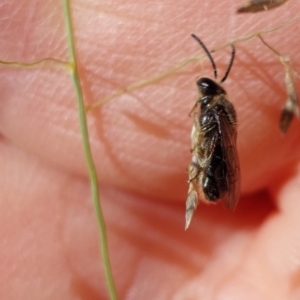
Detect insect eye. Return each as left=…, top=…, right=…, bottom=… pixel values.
left=196, top=77, right=226, bottom=96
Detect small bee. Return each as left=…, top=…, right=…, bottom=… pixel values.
left=237, top=0, right=289, bottom=13
left=185, top=34, right=241, bottom=229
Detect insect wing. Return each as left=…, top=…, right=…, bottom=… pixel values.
left=218, top=100, right=241, bottom=209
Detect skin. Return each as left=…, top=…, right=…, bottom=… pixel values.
left=0, top=0, right=300, bottom=299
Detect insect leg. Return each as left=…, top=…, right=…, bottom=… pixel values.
left=185, top=155, right=202, bottom=230
left=188, top=100, right=200, bottom=118
left=185, top=183, right=199, bottom=230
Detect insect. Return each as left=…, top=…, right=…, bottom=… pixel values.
left=256, top=34, right=299, bottom=133
left=279, top=68, right=299, bottom=133
left=237, top=0, right=289, bottom=13
left=185, top=34, right=241, bottom=229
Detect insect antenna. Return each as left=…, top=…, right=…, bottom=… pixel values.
left=191, top=34, right=217, bottom=79
left=220, top=44, right=235, bottom=83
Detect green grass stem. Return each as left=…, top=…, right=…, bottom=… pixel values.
left=62, top=1, right=118, bottom=299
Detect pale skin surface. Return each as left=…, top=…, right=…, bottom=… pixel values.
left=1, top=0, right=300, bottom=299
